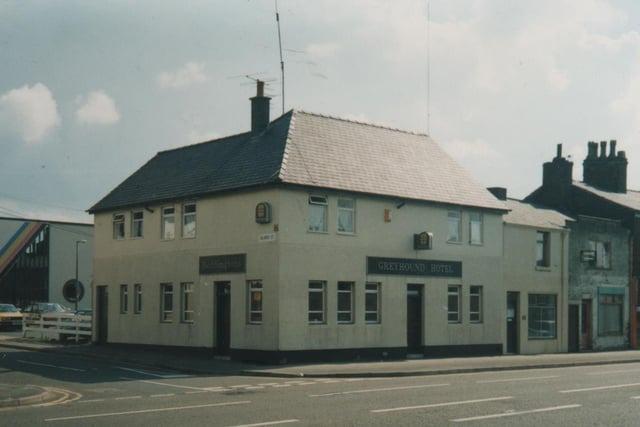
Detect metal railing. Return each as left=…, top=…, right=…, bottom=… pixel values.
left=22, top=313, right=92, bottom=343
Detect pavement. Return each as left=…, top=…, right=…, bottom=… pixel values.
left=2, top=332, right=640, bottom=379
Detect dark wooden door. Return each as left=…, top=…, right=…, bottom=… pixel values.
left=215, top=282, right=231, bottom=355
left=568, top=304, right=580, bottom=352
left=406, top=284, right=423, bottom=352
left=96, top=286, right=108, bottom=344
left=506, top=292, right=519, bottom=354
left=581, top=299, right=592, bottom=350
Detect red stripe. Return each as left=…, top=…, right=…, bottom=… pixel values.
left=0, top=224, right=43, bottom=272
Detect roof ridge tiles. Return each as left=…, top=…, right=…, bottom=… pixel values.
left=292, top=109, right=429, bottom=137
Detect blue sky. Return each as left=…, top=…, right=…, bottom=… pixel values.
left=1, top=0, right=640, bottom=222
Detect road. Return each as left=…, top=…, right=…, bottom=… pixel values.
left=1, top=347, right=640, bottom=426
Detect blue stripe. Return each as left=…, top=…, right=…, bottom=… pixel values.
left=0, top=222, right=28, bottom=258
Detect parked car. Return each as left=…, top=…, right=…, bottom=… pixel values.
left=22, top=303, right=73, bottom=315
left=0, top=304, right=23, bottom=329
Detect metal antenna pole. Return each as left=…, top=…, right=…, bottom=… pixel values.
left=426, top=0, right=431, bottom=135
left=275, top=0, right=285, bottom=114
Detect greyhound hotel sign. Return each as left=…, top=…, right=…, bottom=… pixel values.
left=367, top=256, right=462, bottom=278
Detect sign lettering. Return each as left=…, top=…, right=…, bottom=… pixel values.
left=367, top=256, right=462, bottom=278
left=199, top=254, right=246, bottom=275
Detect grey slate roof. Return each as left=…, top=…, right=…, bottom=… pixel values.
left=90, top=110, right=507, bottom=213
left=573, top=181, right=640, bottom=211
left=504, top=199, right=573, bottom=230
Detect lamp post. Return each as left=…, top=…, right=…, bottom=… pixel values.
left=75, top=240, right=87, bottom=312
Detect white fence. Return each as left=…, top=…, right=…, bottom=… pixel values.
left=22, top=313, right=92, bottom=343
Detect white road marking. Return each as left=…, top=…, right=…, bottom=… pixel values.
left=44, top=400, right=251, bottom=422
left=257, top=383, right=280, bottom=386
left=150, top=393, right=175, bottom=398
left=451, top=404, right=582, bottom=422
left=230, top=385, right=254, bottom=388
left=226, top=420, right=299, bottom=427
left=297, top=381, right=317, bottom=386
left=631, top=396, right=640, bottom=399
left=117, top=367, right=190, bottom=378
left=272, top=384, right=291, bottom=388
left=309, top=383, right=449, bottom=397
left=114, top=396, right=142, bottom=400
left=476, top=375, right=559, bottom=384
left=185, top=390, right=209, bottom=394
left=245, top=386, right=265, bottom=390
left=78, top=399, right=105, bottom=403
left=559, top=382, right=640, bottom=393
left=119, top=376, right=212, bottom=391
left=17, top=360, right=85, bottom=372
left=371, top=396, right=514, bottom=413
left=588, top=368, right=640, bottom=376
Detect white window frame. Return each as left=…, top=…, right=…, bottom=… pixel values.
left=589, top=240, right=612, bottom=270
left=182, top=202, right=197, bottom=239
left=247, top=280, right=263, bottom=324
left=337, top=198, right=356, bottom=234
left=365, top=282, right=381, bottom=324
left=469, top=285, right=483, bottom=323
left=161, top=283, right=173, bottom=322
left=447, top=210, right=462, bottom=243
left=131, top=210, right=144, bottom=238
left=133, top=284, right=142, bottom=314
left=469, top=212, right=483, bottom=245
left=337, top=282, right=354, bottom=324
left=528, top=294, right=557, bottom=339
left=161, top=206, right=176, bottom=240
left=120, top=284, right=128, bottom=314
left=181, top=282, right=194, bottom=323
left=447, top=285, right=461, bottom=323
left=536, top=231, right=550, bottom=267
left=113, top=213, right=125, bottom=240
left=308, top=195, right=328, bottom=233
left=308, top=281, right=326, bottom=324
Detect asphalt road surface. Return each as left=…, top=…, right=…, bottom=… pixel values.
left=2, top=347, right=640, bottom=426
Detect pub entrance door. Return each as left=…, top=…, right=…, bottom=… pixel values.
left=506, top=292, right=519, bottom=354
left=406, top=284, right=424, bottom=354
left=215, top=282, right=231, bottom=355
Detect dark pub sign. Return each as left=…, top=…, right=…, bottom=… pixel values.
left=367, top=256, right=462, bottom=278
left=199, top=254, right=246, bottom=275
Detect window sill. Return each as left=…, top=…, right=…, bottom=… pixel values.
left=160, top=320, right=173, bottom=324
left=160, top=238, right=175, bottom=242
left=448, top=321, right=462, bottom=324
left=446, top=240, right=463, bottom=245
left=469, top=242, right=484, bottom=247
left=337, top=321, right=355, bottom=325
left=181, top=236, right=196, bottom=240
left=470, top=321, right=483, bottom=324
left=308, top=322, right=327, bottom=325
left=535, top=266, right=551, bottom=272
left=307, top=230, right=329, bottom=234
left=336, top=231, right=356, bottom=236
left=365, top=322, right=381, bottom=325
left=181, top=321, right=195, bottom=324
left=528, top=337, right=557, bottom=340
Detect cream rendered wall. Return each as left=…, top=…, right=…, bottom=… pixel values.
left=503, top=223, right=569, bottom=354
left=93, top=188, right=281, bottom=350
left=48, top=224, right=94, bottom=311
left=276, top=187, right=505, bottom=351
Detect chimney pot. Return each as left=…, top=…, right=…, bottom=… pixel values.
left=609, top=140, right=617, bottom=157
left=600, top=141, right=607, bottom=158
left=556, top=143, right=563, bottom=159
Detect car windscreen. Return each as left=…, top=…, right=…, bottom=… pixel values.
left=0, top=304, right=18, bottom=313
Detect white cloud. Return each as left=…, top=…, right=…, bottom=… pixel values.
left=75, top=91, right=120, bottom=125
left=157, top=62, right=208, bottom=89
left=0, top=83, right=60, bottom=144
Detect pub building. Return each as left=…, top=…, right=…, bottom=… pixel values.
left=89, top=81, right=515, bottom=363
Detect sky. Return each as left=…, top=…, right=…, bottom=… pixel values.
left=2, top=0, right=640, bottom=223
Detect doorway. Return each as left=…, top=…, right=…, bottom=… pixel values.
left=406, top=284, right=424, bottom=354
left=506, top=292, right=519, bottom=354
left=581, top=299, right=592, bottom=350
left=568, top=304, right=580, bottom=352
left=215, top=282, right=231, bottom=355
left=96, top=286, right=108, bottom=344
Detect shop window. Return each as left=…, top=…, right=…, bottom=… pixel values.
left=119, top=284, right=128, bottom=313
left=588, top=240, right=611, bottom=269
left=337, top=198, right=355, bottom=234
left=598, top=293, right=623, bottom=336
left=308, top=195, right=328, bottom=232
left=469, top=212, right=483, bottom=245
left=182, top=203, right=197, bottom=238
left=113, top=214, right=125, bottom=240
left=132, top=210, right=143, bottom=238
left=161, top=283, right=173, bottom=322
left=528, top=294, right=556, bottom=339
left=447, top=285, right=461, bottom=323
left=447, top=210, right=462, bottom=243
left=161, top=207, right=175, bottom=240
left=308, top=281, right=326, bottom=323
left=536, top=231, right=550, bottom=267
left=337, top=282, right=354, bottom=323
left=470, top=286, right=483, bottom=323
left=248, top=280, right=263, bottom=324
left=134, top=284, right=142, bottom=314
left=365, top=283, right=380, bottom=324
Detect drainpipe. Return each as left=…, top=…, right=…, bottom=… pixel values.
left=560, top=227, right=569, bottom=353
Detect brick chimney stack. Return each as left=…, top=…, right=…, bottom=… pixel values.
left=250, top=80, right=271, bottom=133
left=582, top=140, right=627, bottom=193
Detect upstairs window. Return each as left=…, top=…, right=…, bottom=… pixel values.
left=536, top=231, right=550, bottom=267
left=589, top=240, right=611, bottom=269
left=113, top=214, right=125, bottom=240
left=182, top=203, right=197, bottom=238
left=132, top=211, right=144, bottom=238
left=337, top=198, right=355, bottom=234
left=447, top=210, right=462, bottom=243
left=469, top=212, right=483, bottom=245
left=309, top=196, right=328, bottom=232
left=161, top=207, right=175, bottom=240
left=470, top=286, right=483, bottom=323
